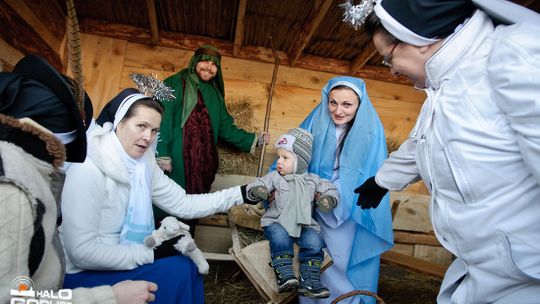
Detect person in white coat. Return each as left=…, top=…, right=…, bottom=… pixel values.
left=351, top=0, right=540, bottom=303
left=60, top=91, right=247, bottom=304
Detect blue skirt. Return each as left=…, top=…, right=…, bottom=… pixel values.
left=63, top=255, right=204, bottom=304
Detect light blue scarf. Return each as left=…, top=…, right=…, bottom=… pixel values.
left=111, top=93, right=155, bottom=244
left=111, top=132, right=154, bottom=244
left=298, top=76, right=394, bottom=293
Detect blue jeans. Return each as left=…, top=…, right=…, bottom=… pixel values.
left=263, top=223, right=325, bottom=262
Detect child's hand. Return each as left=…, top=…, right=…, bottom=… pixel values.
left=316, top=195, right=336, bottom=212
left=250, top=185, right=269, bottom=201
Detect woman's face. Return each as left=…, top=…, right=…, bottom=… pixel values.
left=276, top=149, right=295, bottom=175
left=328, top=87, right=360, bottom=126
left=372, top=32, right=441, bottom=89
left=116, top=105, right=161, bottom=159
left=195, top=60, right=218, bottom=82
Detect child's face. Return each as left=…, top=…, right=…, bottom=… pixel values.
left=276, top=149, right=295, bottom=175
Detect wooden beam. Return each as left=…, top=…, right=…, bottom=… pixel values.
left=0, top=1, right=63, bottom=71
left=0, top=37, right=24, bottom=70
left=233, top=0, right=248, bottom=57
left=394, top=230, right=441, bottom=246
left=79, top=19, right=410, bottom=85
left=198, top=213, right=229, bottom=227
left=288, top=0, right=333, bottom=65
left=350, top=43, right=378, bottom=74
left=4, top=0, right=64, bottom=54
left=146, top=0, right=159, bottom=45
left=381, top=251, right=447, bottom=280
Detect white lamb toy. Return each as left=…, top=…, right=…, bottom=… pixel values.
left=144, top=216, right=209, bottom=274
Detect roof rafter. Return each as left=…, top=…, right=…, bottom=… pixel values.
left=288, top=0, right=333, bottom=66
left=350, top=43, right=378, bottom=74
left=146, top=0, right=159, bottom=45
left=233, top=0, right=248, bottom=56
left=0, top=1, right=63, bottom=71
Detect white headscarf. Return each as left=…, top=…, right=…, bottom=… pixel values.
left=113, top=93, right=155, bottom=244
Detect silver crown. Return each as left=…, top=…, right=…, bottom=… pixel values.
left=339, top=0, right=376, bottom=30
left=130, top=73, right=175, bottom=102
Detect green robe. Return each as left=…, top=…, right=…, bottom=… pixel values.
left=157, top=69, right=256, bottom=189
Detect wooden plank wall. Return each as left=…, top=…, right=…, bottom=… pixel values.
left=79, top=33, right=426, bottom=174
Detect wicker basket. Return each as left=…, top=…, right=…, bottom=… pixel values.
left=331, top=290, right=385, bottom=304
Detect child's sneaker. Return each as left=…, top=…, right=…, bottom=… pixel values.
left=298, top=259, right=330, bottom=299
left=271, top=255, right=299, bottom=293
left=277, top=275, right=299, bottom=293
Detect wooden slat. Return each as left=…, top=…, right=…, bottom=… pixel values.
left=413, top=244, right=454, bottom=266
left=202, top=252, right=234, bottom=261
left=78, top=34, right=127, bottom=114
left=381, top=251, right=447, bottom=280
left=390, top=192, right=432, bottom=233
left=145, top=0, right=159, bottom=45
left=394, top=231, right=440, bottom=246
left=233, top=0, right=248, bottom=57
left=288, top=0, right=333, bottom=65
left=0, top=1, right=63, bottom=71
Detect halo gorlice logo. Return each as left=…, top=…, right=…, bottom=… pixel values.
left=10, top=276, right=72, bottom=304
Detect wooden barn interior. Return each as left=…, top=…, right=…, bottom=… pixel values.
left=2, top=0, right=539, bottom=301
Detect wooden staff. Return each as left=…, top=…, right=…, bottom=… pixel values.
left=257, top=37, right=280, bottom=177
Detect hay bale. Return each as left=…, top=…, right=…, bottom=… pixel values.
left=387, top=136, right=402, bottom=154
left=218, top=97, right=261, bottom=176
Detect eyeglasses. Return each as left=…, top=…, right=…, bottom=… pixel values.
left=381, top=43, right=399, bottom=68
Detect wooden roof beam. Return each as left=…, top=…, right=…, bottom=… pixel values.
left=0, top=1, right=63, bottom=71
left=0, top=37, right=24, bottom=71
left=146, top=0, right=159, bottom=45
left=288, top=0, right=333, bottom=66
left=233, top=0, right=248, bottom=57
left=350, top=43, right=378, bottom=74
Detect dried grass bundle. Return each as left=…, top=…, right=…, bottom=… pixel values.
left=217, top=97, right=261, bottom=176
left=386, top=136, right=403, bottom=155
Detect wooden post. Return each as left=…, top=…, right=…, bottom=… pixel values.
left=257, top=37, right=280, bottom=177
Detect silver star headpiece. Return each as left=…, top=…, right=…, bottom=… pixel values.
left=340, top=0, right=376, bottom=30
left=130, top=73, right=175, bottom=102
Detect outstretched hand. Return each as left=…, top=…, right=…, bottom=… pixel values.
left=354, top=176, right=388, bottom=209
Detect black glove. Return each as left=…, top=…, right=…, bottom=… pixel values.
left=153, top=235, right=182, bottom=260
left=354, top=176, right=388, bottom=209
left=240, top=185, right=259, bottom=205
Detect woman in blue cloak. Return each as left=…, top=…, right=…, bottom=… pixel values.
left=298, top=76, right=393, bottom=303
